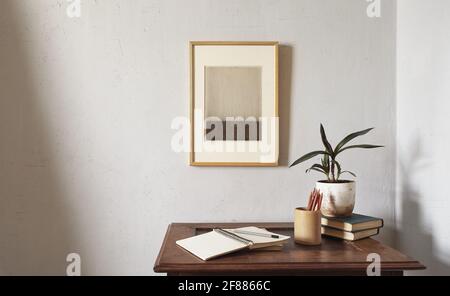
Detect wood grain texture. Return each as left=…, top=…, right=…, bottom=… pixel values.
left=154, top=223, right=425, bottom=276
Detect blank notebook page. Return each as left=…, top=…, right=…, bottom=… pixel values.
left=176, top=231, right=248, bottom=261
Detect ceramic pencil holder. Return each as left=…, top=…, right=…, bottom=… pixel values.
left=294, top=207, right=322, bottom=246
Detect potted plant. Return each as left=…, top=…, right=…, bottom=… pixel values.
left=290, top=124, right=383, bottom=217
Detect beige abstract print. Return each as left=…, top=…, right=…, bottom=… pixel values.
left=204, top=66, right=262, bottom=141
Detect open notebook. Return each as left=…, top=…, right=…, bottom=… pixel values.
left=176, top=226, right=290, bottom=261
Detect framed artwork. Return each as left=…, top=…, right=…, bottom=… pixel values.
left=190, top=41, right=279, bottom=166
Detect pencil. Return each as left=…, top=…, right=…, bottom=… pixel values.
left=307, top=191, right=313, bottom=210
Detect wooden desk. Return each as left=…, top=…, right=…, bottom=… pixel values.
left=154, top=223, right=425, bottom=276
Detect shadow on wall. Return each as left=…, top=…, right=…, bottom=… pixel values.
left=0, top=1, right=74, bottom=275
left=397, top=137, right=450, bottom=275
left=278, top=45, right=293, bottom=167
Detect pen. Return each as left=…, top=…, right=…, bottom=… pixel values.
left=233, top=230, right=280, bottom=239
left=214, top=229, right=254, bottom=245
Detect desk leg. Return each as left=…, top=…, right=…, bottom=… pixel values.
left=382, top=271, right=403, bottom=276
left=167, top=271, right=404, bottom=276
left=167, top=273, right=177, bottom=276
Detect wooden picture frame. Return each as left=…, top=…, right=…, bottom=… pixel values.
left=190, top=41, right=279, bottom=167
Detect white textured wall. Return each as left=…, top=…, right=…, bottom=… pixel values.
left=396, top=0, right=450, bottom=275
left=0, top=0, right=396, bottom=275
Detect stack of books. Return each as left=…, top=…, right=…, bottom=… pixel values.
left=321, top=213, right=383, bottom=241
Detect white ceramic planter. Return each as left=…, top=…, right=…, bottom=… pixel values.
left=316, top=181, right=355, bottom=217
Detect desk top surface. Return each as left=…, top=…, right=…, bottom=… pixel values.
left=154, top=223, right=425, bottom=274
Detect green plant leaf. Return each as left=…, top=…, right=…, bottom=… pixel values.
left=335, top=161, right=342, bottom=180
left=337, top=144, right=384, bottom=155
left=321, top=155, right=330, bottom=174
left=334, top=128, right=374, bottom=154
left=320, top=124, right=334, bottom=156
left=289, top=151, right=330, bottom=168
left=341, top=170, right=357, bottom=177
left=306, top=164, right=327, bottom=174
left=307, top=167, right=329, bottom=177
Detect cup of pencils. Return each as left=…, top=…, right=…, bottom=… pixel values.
left=294, top=189, right=323, bottom=246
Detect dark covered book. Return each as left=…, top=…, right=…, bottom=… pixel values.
left=321, top=213, right=383, bottom=232
left=321, top=227, right=379, bottom=241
